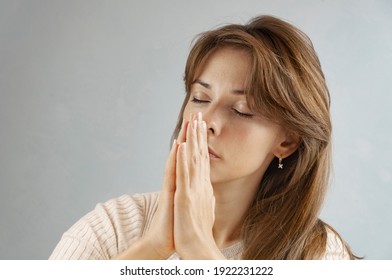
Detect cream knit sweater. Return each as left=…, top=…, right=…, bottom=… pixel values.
left=49, top=192, right=349, bottom=260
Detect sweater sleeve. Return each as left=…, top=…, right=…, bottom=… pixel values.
left=49, top=192, right=159, bottom=260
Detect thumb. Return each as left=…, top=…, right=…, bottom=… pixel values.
left=162, top=140, right=178, bottom=193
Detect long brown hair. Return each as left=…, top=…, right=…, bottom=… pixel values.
left=172, top=15, right=356, bottom=259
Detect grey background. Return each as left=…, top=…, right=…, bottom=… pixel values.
left=1, top=0, right=391, bottom=259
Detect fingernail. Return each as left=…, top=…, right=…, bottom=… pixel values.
left=197, top=112, right=202, bottom=122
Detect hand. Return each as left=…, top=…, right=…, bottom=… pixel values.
left=112, top=138, right=179, bottom=260
left=174, top=113, right=224, bottom=259
left=142, top=138, right=178, bottom=259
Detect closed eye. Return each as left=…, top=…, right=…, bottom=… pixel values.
left=233, top=109, right=254, bottom=119
left=191, top=97, right=210, bottom=104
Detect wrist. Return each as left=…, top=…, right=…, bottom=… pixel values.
left=178, top=238, right=226, bottom=260
left=112, top=237, right=172, bottom=260
left=143, top=235, right=174, bottom=260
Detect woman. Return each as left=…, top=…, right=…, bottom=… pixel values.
left=50, top=15, right=356, bottom=260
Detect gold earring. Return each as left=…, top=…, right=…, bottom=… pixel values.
left=278, top=157, right=283, bottom=169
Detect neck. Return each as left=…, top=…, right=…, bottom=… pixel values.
left=212, top=176, right=260, bottom=248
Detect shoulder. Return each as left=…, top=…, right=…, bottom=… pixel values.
left=49, top=192, right=160, bottom=259
left=321, top=226, right=351, bottom=260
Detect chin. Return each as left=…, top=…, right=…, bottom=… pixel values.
left=209, top=174, right=229, bottom=187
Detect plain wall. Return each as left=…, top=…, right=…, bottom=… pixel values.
left=1, top=0, right=391, bottom=259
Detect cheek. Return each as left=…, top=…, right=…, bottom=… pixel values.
left=182, top=103, right=194, bottom=121
left=231, top=128, right=276, bottom=161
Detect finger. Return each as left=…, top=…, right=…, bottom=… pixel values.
left=197, top=112, right=208, bottom=159
left=176, top=142, right=189, bottom=195
left=185, top=113, right=196, bottom=145
left=211, top=195, right=216, bottom=221
left=197, top=113, right=210, bottom=176
left=162, top=140, right=178, bottom=193
left=187, top=118, right=199, bottom=152
left=177, top=119, right=189, bottom=144
left=187, top=117, right=201, bottom=181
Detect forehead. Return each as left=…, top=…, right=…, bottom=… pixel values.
left=194, top=47, right=252, bottom=86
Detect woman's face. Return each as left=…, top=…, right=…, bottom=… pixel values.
left=183, top=47, right=288, bottom=188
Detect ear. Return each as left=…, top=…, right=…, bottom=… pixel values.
left=272, top=131, right=301, bottom=159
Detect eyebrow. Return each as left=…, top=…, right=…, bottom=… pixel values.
left=193, top=79, right=245, bottom=95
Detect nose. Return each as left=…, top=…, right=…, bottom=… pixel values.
left=202, top=106, right=220, bottom=136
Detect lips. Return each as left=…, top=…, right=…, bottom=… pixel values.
left=208, top=147, right=220, bottom=159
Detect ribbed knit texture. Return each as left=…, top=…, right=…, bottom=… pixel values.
left=49, top=192, right=348, bottom=260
